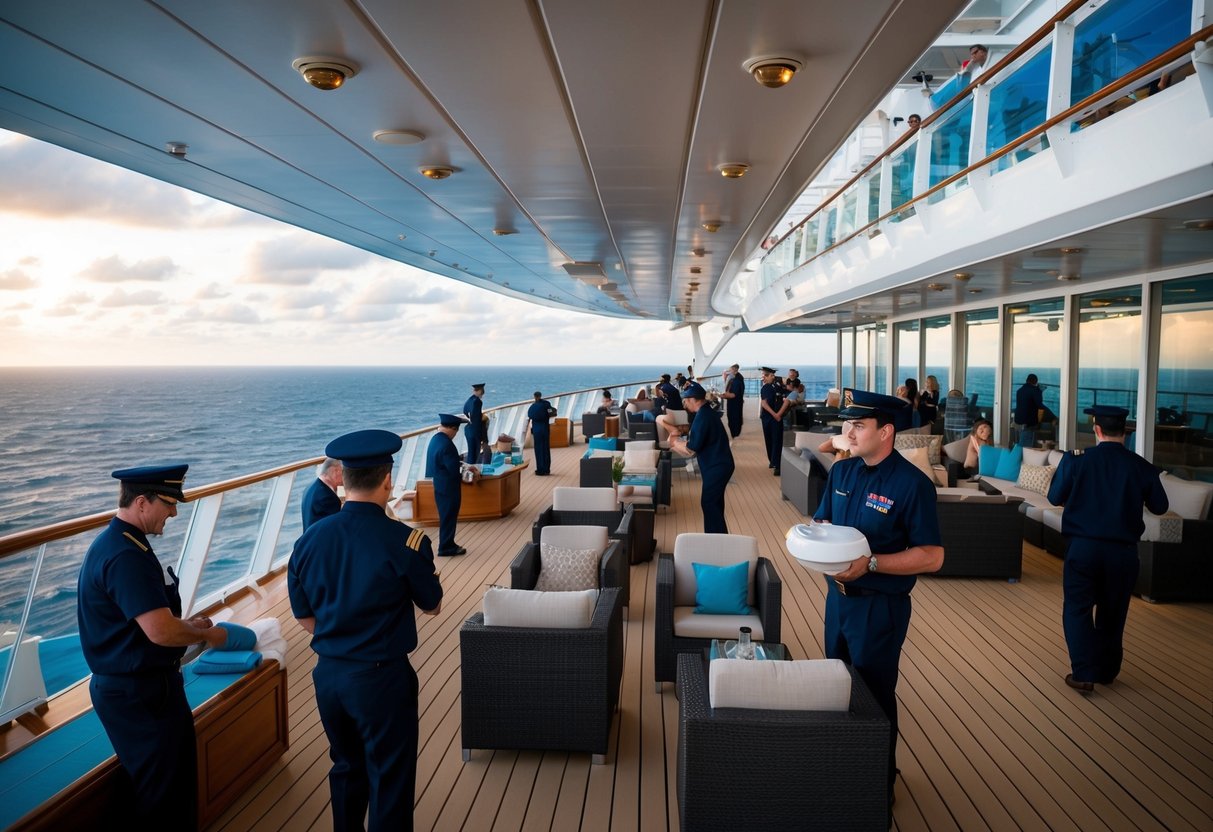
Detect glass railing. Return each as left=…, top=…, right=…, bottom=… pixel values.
left=761, top=0, right=1206, bottom=284
left=0, top=377, right=670, bottom=722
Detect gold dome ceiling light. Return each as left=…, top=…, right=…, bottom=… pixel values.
left=292, top=57, right=359, bottom=91
left=492, top=228, right=517, bottom=236
left=717, top=163, right=750, bottom=179
left=701, top=221, right=721, bottom=233
left=953, top=271, right=972, bottom=281
left=419, top=165, right=455, bottom=180
left=742, top=55, right=804, bottom=88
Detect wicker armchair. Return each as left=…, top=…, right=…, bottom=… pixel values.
left=460, top=588, right=623, bottom=763
left=581, top=411, right=607, bottom=441
left=676, top=653, right=889, bottom=831
left=932, top=491, right=1026, bottom=580
left=533, top=487, right=635, bottom=584
left=654, top=534, right=782, bottom=689
left=511, top=526, right=627, bottom=610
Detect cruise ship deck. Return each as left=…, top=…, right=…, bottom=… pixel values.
left=205, top=403, right=1213, bottom=832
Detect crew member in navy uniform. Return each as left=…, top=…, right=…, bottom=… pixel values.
left=463, top=383, right=487, bottom=463
left=812, top=389, right=944, bottom=814
left=1047, top=405, right=1168, bottom=693
left=427, top=414, right=469, bottom=555
left=658, top=373, right=683, bottom=411
left=77, top=463, right=229, bottom=832
left=302, top=456, right=343, bottom=529
left=523, top=391, right=554, bottom=475
left=722, top=363, right=745, bottom=438
left=289, top=429, right=443, bottom=832
left=759, top=367, right=786, bottom=473
left=670, top=382, right=735, bottom=533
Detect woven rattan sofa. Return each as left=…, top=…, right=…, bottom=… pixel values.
left=675, top=653, right=889, bottom=831
left=460, top=587, right=623, bottom=763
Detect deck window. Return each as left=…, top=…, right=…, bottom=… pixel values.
left=855, top=323, right=872, bottom=390
left=895, top=320, right=920, bottom=393
left=841, top=328, right=855, bottom=391
left=1156, top=274, right=1213, bottom=480
left=924, top=315, right=951, bottom=405
left=1076, top=287, right=1142, bottom=451
left=1009, top=298, right=1065, bottom=446
left=964, top=308, right=999, bottom=426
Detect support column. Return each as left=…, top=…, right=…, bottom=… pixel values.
left=689, top=320, right=742, bottom=377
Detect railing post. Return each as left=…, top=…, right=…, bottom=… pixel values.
left=248, top=471, right=294, bottom=579
left=878, top=155, right=893, bottom=219
left=1046, top=21, right=1075, bottom=154
left=177, top=493, right=224, bottom=616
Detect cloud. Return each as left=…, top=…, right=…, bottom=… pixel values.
left=202, top=303, right=262, bottom=324
left=0, top=269, right=35, bottom=290
left=275, top=289, right=338, bottom=310
left=193, top=282, right=229, bottom=300
left=352, top=280, right=454, bottom=306
left=44, top=303, right=80, bottom=317
left=79, top=254, right=178, bottom=283
left=18, top=256, right=39, bottom=266
left=99, top=288, right=166, bottom=307
left=243, top=236, right=375, bottom=285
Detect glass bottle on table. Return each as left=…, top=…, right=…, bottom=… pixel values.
left=735, top=626, right=756, bottom=660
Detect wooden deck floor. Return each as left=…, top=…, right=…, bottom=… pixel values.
left=208, top=415, right=1213, bottom=832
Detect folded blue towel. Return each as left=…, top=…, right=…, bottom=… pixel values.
left=216, top=622, right=257, bottom=651
left=194, top=649, right=262, bottom=674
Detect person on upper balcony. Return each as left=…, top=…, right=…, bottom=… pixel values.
left=961, top=43, right=988, bottom=78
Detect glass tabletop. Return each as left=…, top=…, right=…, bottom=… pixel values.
left=709, top=639, right=788, bottom=661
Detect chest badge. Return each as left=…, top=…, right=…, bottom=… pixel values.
left=864, top=492, right=894, bottom=514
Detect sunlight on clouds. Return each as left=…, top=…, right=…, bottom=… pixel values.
left=79, top=254, right=178, bottom=283
left=0, top=268, right=36, bottom=290
left=99, top=288, right=166, bottom=308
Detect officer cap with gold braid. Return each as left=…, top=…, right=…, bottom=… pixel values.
left=838, top=388, right=914, bottom=431
left=325, top=429, right=403, bottom=468
left=111, top=463, right=189, bottom=502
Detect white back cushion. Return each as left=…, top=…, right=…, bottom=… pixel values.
left=793, top=432, right=817, bottom=451
left=1047, top=450, right=1065, bottom=468
left=1022, top=447, right=1051, bottom=466
left=482, top=587, right=598, bottom=628
left=540, top=524, right=608, bottom=552
left=552, top=487, right=617, bottom=511
left=623, top=448, right=659, bottom=473
left=672, top=533, right=758, bottom=607
left=668, top=410, right=689, bottom=426
left=709, top=658, right=851, bottom=711
left=1159, top=472, right=1213, bottom=521
left=626, top=440, right=656, bottom=451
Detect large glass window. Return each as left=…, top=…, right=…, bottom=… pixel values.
left=855, top=324, right=872, bottom=390
left=1009, top=298, right=1064, bottom=447
left=1156, top=274, right=1213, bottom=480
left=873, top=323, right=889, bottom=394
left=866, top=171, right=882, bottom=226
left=822, top=206, right=838, bottom=249
left=840, top=328, right=854, bottom=391
left=988, top=44, right=1052, bottom=172
left=923, top=314, right=951, bottom=405
left=1071, top=0, right=1190, bottom=106
left=895, top=320, right=920, bottom=393
left=964, top=308, right=999, bottom=424
left=929, top=98, right=973, bottom=189
left=1075, top=287, right=1141, bottom=450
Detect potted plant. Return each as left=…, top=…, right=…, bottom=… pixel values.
left=611, top=455, right=625, bottom=486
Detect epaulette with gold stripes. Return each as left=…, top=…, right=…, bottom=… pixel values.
left=122, top=531, right=149, bottom=552
left=406, top=528, right=429, bottom=551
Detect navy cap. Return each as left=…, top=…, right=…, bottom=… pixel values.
left=325, top=429, right=402, bottom=468
left=681, top=381, right=707, bottom=399
left=471, top=383, right=485, bottom=391
left=661, top=373, right=671, bottom=381
left=838, top=388, right=911, bottom=427
left=112, top=463, right=189, bottom=502
left=1084, top=405, right=1129, bottom=418
left=439, top=413, right=469, bottom=428
left=760, top=366, right=776, bottom=374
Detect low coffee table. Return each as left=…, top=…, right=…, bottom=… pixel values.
left=708, top=640, right=790, bottom=661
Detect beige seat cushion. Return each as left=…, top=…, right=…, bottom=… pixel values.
left=672, top=533, right=758, bottom=607
left=894, top=432, right=942, bottom=464
left=482, top=587, right=598, bottom=628
left=672, top=607, right=765, bottom=640
left=623, top=448, right=659, bottom=474
left=552, top=487, right=617, bottom=512
left=1158, top=472, right=1213, bottom=521
left=709, top=658, right=851, bottom=711
left=901, top=446, right=946, bottom=487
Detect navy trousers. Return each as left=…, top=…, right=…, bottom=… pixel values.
left=314, top=656, right=420, bottom=832
left=726, top=402, right=742, bottom=438
left=700, top=467, right=731, bottom=534
left=1063, top=537, right=1139, bottom=684
left=532, top=426, right=551, bottom=474
left=435, top=487, right=461, bottom=553
left=90, top=671, right=197, bottom=832
left=761, top=417, right=783, bottom=470
left=823, top=585, right=908, bottom=797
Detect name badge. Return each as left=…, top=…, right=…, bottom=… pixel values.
left=834, top=489, right=850, bottom=497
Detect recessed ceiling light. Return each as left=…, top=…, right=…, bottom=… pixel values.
left=702, top=221, right=722, bottom=233
left=164, top=142, right=188, bottom=159
left=1183, top=218, right=1213, bottom=230
left=717, top=163, right=751, bottom=179
left=968, top=288, right=982, bottom=294
left=1012, top=280, right=1033, bottom=285
left=492, top=228, right=517, bottom=236
left=373, top=129, right=426, bottom=145
left=954, top=272, right=972, bottom=281
left=1060, top=247, right=1084, bottom=254
left=741, top=55, right=804, bottom=88
left=692, top=248, right=706, bottom=257
left=419, top=165, right=456, bottom=180
left=690, top=267, right=702, bottom=274
left=292, top=56, right=358, bottom=90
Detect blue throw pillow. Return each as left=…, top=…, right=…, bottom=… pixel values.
left=589, top=436, right=616, bottom=451
left=978, top=445, right=1002, bottom=477
left=994, top=443, right=1023, bottom=481
left=692, top=561, right=751, bottom=615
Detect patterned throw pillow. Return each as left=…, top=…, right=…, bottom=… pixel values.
left=894, top=433, right=942, bottom=465
left=535, top=544, right=600, bottom=591
left=1016, top=463, right=1055, bottom=496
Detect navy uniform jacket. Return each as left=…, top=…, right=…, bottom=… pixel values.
left=77, top=518, right=185, bottom=675
left=813, top=451, right=942, bottom=593
left=686, top=407, right=734, bottom=479
left=1047, top=443, right=1168, bottom=544
left=659, top=382, right=683, bottom=410
left=1014, top=383, right=1044, bottom=426
left=527, top=399, right=553, bottom=432
left=463, top=395, right=485, bottom=450
left=426, top=432, right=462, bottom=497
left=760, top=381, right=784, bottom=422
left=288, top=502, right=443, bottom=660
left=727, top=373, right=745, bottom=404
left=302, top=477, right=341, bottom=529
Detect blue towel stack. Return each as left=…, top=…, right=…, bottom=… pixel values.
left=193, top=622, right=262, bottom=674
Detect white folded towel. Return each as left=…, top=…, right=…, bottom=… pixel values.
left=249, top=617, right=289, bottom=669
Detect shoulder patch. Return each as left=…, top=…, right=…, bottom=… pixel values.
left=407, top=528, right=429, bottom=551
left=122, top=531, right=149, bottom=552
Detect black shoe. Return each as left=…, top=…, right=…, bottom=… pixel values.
left=1065, top=673, right=1093, bottom=693
left=439, top=545, right=467, bottom=557
left=773, top=468, right=780, bottom=476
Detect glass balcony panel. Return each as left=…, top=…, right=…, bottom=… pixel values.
left=271, top=471, right=314, bottom=567
left=929, top=98, right=973, bottom=189
left=988, top=44, right=1053, bottom=173
left=930, top=74, right=968, bottom=109
left=890, top=143, right=916, bottom=214
left=867, top=171, right=882, bottom=225
left=0, top=545, right=39, bottom=703
left=193, top=479, right=272, bottom=600
left=838, top=190, right=858, bottom=240
left=1071, top=0, right=1190, bottom=107
left=822, top=208, right=838, bottom=249
left=803, top=217, right=820, bottom=260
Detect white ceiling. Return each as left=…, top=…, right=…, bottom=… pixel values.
left=0, top=0, right=968, bottom=322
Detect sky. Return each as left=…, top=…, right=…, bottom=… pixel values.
left=0, top=130, right=835, bottom=368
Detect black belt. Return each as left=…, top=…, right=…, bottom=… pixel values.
left=95, top=660, right=181, bottom=678
left=833, top=580, right=880, bottom=597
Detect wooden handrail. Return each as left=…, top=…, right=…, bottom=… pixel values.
left=0, top=376, right=662, bottom=559
left=770, top=24, right=1211, bottom=284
